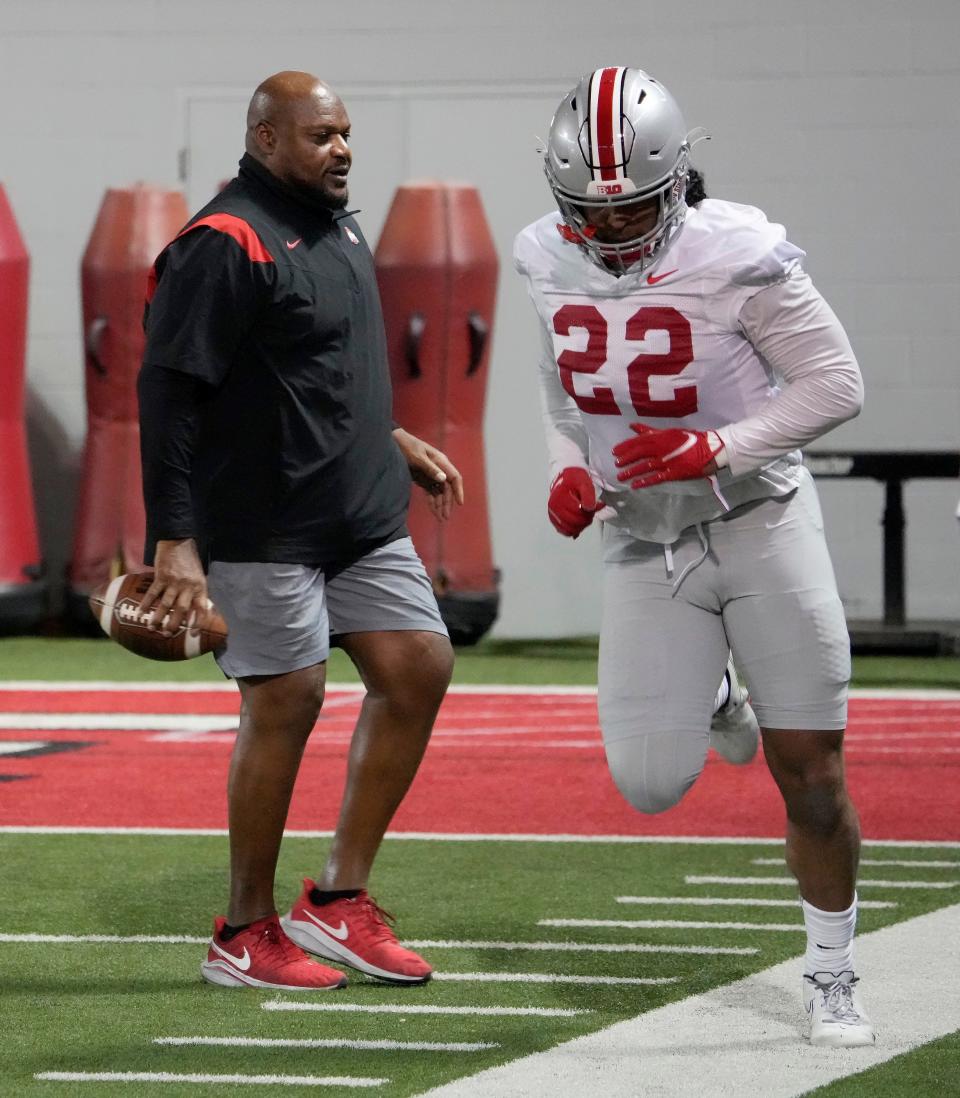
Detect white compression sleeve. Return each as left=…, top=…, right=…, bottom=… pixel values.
left=716, top=272, right=864, bottom=477
left=536, top=320, right=591, bottom=480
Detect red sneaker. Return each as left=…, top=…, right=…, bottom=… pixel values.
left=200, top=914, right=347, bottom=990
left=282, top=879, right=432, bottom=984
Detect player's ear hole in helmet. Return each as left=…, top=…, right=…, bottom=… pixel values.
left=545, top=66, right=704, bottom=275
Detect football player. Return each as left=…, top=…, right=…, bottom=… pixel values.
left=515, top=67, right=872, bottom=1047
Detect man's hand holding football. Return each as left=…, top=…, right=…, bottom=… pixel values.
left=137, top=537, right=210, bottom=637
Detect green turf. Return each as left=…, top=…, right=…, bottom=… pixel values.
left=2, top=834, right=957, bottom=1097
left=808, top=1031, right=960, bottom=1097
left=1, top=635, right=959, bottom=687
left=2, top=639, right=958, bottom=1095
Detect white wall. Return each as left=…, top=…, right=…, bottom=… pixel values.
left=2, top=0, right=959, bottom=634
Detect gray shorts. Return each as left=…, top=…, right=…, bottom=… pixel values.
left=207, top=536, right=448, bottom=678
left=598, top=469, right=850, bottom=812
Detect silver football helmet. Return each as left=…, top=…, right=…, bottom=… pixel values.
left=545, top=67, right=691, bottom=274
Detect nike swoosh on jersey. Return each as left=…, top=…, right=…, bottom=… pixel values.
left=286, top=238, right=302, bottom=249
left=302, top=909, right=350, bottom=941
left=646, top=268, right=678, bottom=285
left=209, top=939, right=252, bottom=971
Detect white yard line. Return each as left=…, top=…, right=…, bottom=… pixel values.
left=413, top=903, right=960, bottom=1098
left=428, top=727, right=599, bottom=737
left=752, top=858, right=959, bottom=869
left=539, top=919, right=803, bottom=932
left=0, top=682, right=246, bottom=693
left=686, top=875, right=959, bottom=889
left=0, top=714, right=239, bottom=731
left=847, top=746, right=960, bottom=755
left=0, top=740, right=46, bottom=754
left=3, top=681, right=960, bottom=699
left=847, top=718, right=960, bottom=727
left=615, top=896, right=897, bottom=909
left=263, top=1002, right=592, bottom=1017
left=432, top=972, right=678, bottom=986
left=155, top=1036, right=496, bottom=1052
left=849, top=727, right=960, bottom=736
left=7, top=710, right=960, bottom=752
left=404, top=939, right=756, bottom=956
left=0, top=933, right=207, bottom=944
left=35, top=1071, right=385, bottom=1088
left=0, top=714, right=601, bottom=737
left=846, top=689, right=960, bottom=699
left=2, top=826, right=958, bottom=848
left=518, top=740, right=601, bottom=748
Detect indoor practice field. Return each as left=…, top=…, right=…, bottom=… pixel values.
left=2, top=637, right=959, bottom=1098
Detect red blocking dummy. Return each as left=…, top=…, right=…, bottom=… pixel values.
left=375, top=182, right=500, bottom=644
left=0, top=184, right=47, bottom=629
left=66, top=185, right=188, bottom=626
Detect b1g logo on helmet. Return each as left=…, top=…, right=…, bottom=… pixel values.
left=596, top=183, right=624, bottom=196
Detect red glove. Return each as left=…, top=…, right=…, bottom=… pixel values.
left=547, top=467, right=604, bottom=538
left=613, top=423, right=726, bottom=489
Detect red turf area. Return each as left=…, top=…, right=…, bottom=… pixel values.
left=0, top=687, right=957, bottom=841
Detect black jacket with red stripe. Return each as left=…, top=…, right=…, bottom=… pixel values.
left=139, top=153, right=410, bottom=568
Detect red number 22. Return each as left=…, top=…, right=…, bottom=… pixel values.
left=553, top=304, right=697, bottom=418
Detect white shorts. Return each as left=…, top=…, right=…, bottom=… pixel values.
left=207, top=536, right=448, bottom=678
left=599, top=469, right=850, bottom=813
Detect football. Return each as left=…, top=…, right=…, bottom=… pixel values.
left=88, top=571, right=228, bottom=661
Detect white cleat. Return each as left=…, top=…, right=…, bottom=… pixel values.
left=803, top=970, right=876, bottom=1047
left=709, top=660, right=759, bottom=765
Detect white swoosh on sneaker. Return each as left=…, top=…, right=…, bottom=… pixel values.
left=302, top=909, right=350, bottom=941
left=209, top=939, right=251, bottom=971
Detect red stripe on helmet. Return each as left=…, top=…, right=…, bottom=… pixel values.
left=595, top=67, right=621, bottom=181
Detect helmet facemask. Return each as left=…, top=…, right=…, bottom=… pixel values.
left=549, top=145, right=690, bottom=275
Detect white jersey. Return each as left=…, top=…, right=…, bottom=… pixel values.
left=514, top=199, right=863, bottom=543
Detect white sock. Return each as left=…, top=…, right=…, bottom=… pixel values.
left=802, top=894, right=857, bottom=979
left=714, top=671, right=730, bottom=713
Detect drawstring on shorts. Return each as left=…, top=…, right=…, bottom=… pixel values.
left=663, top=522, right=711, bottom=597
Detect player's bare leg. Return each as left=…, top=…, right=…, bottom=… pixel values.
left=762, top=727, right=873, bottom=1045
left=319, top=629, right=453, bottom=889
left=760, top=728, right=860, bottom=909
left=226, top=664, right=326, bottom=925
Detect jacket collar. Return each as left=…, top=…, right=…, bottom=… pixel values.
left=237, top=153, right=342, bottom=221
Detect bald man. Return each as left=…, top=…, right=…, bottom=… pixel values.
left=137, top=72, right=462, bottom=991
